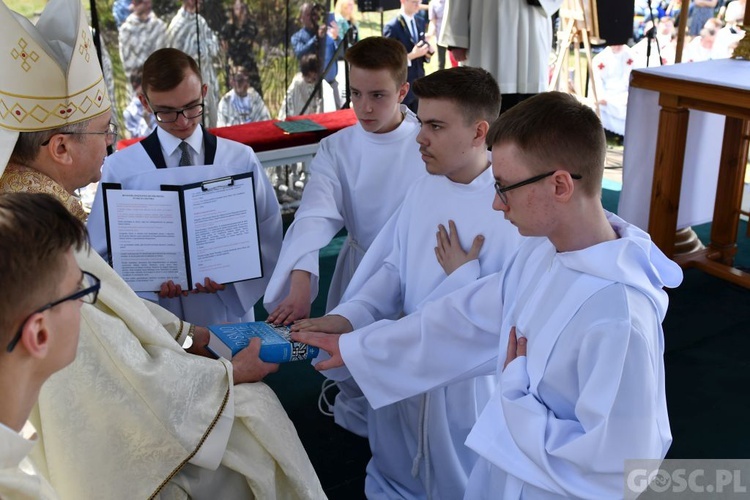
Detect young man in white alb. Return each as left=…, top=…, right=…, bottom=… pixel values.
left=264, top=36, right=427, bottom=437
left=296, top=91, right=683, bottom=499
left=294, top=66, right=526, bottom=499
left=0, top=193, right=93, bottom=500
left=88, top=48, right=282, bottom=327
left=0, top=2, right=321, bottom=497
left=265, top=36, right=426, bottom=325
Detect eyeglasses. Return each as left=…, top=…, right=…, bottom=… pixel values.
left=7, top=271, right=101, bottom=353
left=41, top=122, right=118, bottom=146
left=494, top=170, right=582, bottom=205
left=147, top=100, right=205, bottom=123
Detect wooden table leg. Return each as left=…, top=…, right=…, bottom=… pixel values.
left=648, top=95, right=690, bottom=258
left=707, top=117, right=750, bottom=265
left=672, top=117, right=750, bottom=290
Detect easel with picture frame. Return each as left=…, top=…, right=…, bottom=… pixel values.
left=548, top=0, right=603, bottom=115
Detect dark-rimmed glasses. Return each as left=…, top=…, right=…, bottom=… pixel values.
left=41, top=122, right=118, bottom=146
left=494, top=170, right=583, bottom=205
left=146, top=99, right=205, bottom=123
left=7, top=271, right=101, bottom=353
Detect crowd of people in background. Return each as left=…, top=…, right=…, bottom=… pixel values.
left=11, top=0, right=749, bottom=497
left=102, top=0, right=750, bottom=143
left=593, top=0, right=746, bottom=139
left=105, top=0, right=469, bottom=139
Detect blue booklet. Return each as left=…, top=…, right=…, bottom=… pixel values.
left=206, top=322, right=319, bottom=363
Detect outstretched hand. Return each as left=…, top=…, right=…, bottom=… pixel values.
left=267, top=271, right=312, bottom=325
left=267, top=293, right=311, bottom=326
left=435, top=220, right=484, bottom=275
left=292, top=314, right=353, bottom=334
left=291, top=331, right=344, bottom=371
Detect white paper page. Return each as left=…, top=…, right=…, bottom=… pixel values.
left=105, top=189, right=189, bottom=291
left=182, top=176, right=262, bottom=286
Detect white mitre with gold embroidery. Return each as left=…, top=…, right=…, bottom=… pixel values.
left=0, top=0, right=110, bottom=174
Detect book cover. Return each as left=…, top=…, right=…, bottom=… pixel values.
left=206, top=322, right=319, bottom=363
left=274, top=119, right=327, bottom=134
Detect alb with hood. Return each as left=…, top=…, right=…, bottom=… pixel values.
left=339, top=211, right=683, bottom=499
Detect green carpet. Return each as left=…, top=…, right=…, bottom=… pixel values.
left=261, top=187, right=750, bottom=498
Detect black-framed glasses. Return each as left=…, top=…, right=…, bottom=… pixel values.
left=7, top=271, right=101, bottom=353
left=41, top=122, right=118, bottom=146
left=494, top=170, right=583, bottom=205
left=147, top=100, right=205, bottom=123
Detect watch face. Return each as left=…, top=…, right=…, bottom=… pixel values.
left=183, top=328, right=195, bottom=349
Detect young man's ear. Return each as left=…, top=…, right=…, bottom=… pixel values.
left=473, top=120, right=489, bottom=146
left=19, top=313, right=51, bottom=359
left=398, top=82, right=410, bottom=103
left=201, top=83, right=208, bottom=99
left=552, top=170, right=576, bottom=202
left=139, top=92, right=151, bottom=112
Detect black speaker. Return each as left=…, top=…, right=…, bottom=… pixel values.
left=597, top=0, right=636, bottom=45
left=357, top=0, right=400, bottom=12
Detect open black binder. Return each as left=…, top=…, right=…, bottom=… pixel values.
left=101, top=171, right=263, bottom=292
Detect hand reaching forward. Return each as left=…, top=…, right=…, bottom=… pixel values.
left=232, top=337, right=280, bottom=384
left=435, top=220, right=484, bottom=275
left=292, top=314, right=353, bottom=334
left=503, top=326, right=527, bottom=371
left=267, top=270, right=312, bottom=325
left=291, top=331, right=344, bottom=371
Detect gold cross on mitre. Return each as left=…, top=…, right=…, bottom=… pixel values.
left=0, top=0, right=110, bottom=133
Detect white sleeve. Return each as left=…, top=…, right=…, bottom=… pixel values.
left=230, top=148, right=283, bottom=316
left=263, top=138, right=347, bottom=311
left=189, top=364, right=234, bottom=468
left=414, top=259, right=481, bottom=310
left=217, top=96, right=230, bottom=127
left=469, top=317, right=669, bottom=497
left=340, top=273, right=504, bottom=409
left=329, top=206, right=406, bottom=329
left=139, top=298, right=190, bottom=343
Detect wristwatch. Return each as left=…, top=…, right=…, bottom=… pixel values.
left=183, top=324, right=195, bottom=349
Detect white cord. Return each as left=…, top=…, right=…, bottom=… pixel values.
left=317, top=378, right=337, bottom=417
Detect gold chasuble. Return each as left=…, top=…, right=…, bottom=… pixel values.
left=0, top=0, right=324, bottom=496
left=0, top=167, right=324, bottom=499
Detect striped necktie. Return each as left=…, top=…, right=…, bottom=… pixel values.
left=178, top=141, right=193, bottom=167
left=411, top=19, right=418, bottom=42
